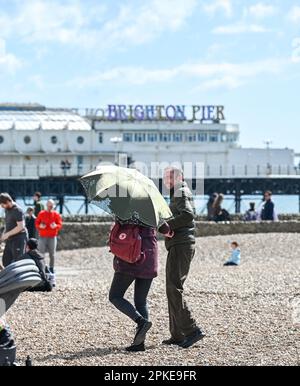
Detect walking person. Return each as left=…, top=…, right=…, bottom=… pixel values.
left=109, top=219, right=171, bottom=352
left=36, top=199, right=62, bottom=283
left=160, top=167, right=205, bottom=349
left=33, top=192, right=44, bottom=218
left=0, top=193, right=28, bottom=268
left=25, top=207, right=37, bottom=239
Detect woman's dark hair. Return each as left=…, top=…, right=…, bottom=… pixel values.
left=208, top=193, right=218, bottom=205
left=34, top=192, right=42, bottom=199
left=231, top=241, right=239, bottom=248
left=213, top=193, right=224, bottom=208
left=0, top=193, right=13, bottom=204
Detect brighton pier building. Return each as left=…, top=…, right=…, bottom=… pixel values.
left=0, top=103, right=296, bottom=180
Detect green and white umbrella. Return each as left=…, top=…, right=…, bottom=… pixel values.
left=80, top=165, right=172, bottom=228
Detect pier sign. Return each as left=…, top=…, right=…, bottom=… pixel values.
left=80, top=105, right=226, bottom=122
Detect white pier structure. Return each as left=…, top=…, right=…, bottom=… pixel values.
left=0, top=104, right=297, bottom=180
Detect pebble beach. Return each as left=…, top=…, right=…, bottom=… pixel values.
left=6, top=233, right=300, bottom=367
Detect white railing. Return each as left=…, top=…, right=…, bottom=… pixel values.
left=0, top=164, right=299, bottom=179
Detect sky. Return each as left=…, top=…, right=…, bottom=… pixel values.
left=0, top=0, right=299, bottom=151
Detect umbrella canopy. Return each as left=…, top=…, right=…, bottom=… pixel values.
left=80, top=165, right=172, bottom=227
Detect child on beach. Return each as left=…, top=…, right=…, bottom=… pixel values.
left=224, top=242, right=241, bottom=267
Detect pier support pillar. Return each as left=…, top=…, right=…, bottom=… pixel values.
left=234, top=183, right=242, bottom=214
left=57, top=196, right=64, bottom=215
left=235, top=194, right=242, bottom=214
left=85, top=197, right=89, bottom=215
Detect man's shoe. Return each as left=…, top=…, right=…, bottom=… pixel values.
left=126, top=343, right=145, bottom=352
left=133, top=320, right=152, bottom=346
left=162, top=338, right=184, bottom=346
left=180, top=329, right=206, bottom=349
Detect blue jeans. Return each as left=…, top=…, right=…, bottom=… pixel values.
left=109, top=273, right=153, bottom=322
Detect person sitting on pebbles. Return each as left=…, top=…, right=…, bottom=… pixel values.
left=224, top=242, right=241, bottom=267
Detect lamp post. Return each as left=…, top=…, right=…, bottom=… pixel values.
left=110, top=137, right=123, bottom=165
left=264, top=140, right=273, bottom=176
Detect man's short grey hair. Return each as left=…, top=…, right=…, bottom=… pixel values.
left=165, top=167, right=184, bottom=179
left=47, top=199, right=56, bottom=206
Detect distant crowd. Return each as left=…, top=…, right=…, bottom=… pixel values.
left=207, top=191, right=278, bottom=223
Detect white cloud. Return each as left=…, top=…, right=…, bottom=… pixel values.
left=69, top=58, right=288, bottom=90
left=288, top=6, right=300, bottom=24
left=247, top=3, right=277, bottom=19
left=0, top=0, right=197, bottom=50
left=203, top=0, right=233, bottom=18
left=0, top=0, right=107, bottom=48
left=213, top=23, right=269, bottom=34
left=0, top=38, right=22, bottom=74
left=291, top=38, right=300, bottom=63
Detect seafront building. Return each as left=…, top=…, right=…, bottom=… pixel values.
left=0, top=103, right=297, bottom=180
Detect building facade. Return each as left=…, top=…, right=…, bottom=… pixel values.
left=0, top=104, right=296, bottom=180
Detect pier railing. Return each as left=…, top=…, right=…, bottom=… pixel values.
left=0, top=164, right=299, bottom=179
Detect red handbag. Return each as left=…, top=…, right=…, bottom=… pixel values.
left=109, top=223, right=142, bottom=264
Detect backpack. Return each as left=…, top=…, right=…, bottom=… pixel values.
left=109, top=223, right=142, bottom=264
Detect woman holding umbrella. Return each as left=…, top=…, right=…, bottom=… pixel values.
left=109, top=219, right=173, bottom=352
left=80, top=166, right=173, bottom=352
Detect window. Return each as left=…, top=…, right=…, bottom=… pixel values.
left=77, top=136, right=85, bottom=145
left=186, top=133, right=197, bottom=142
left=227, top=134, right=237, bottom=143
left=51, top=136, right=58, bottom=145
left=123, top=133, right=133, bottom=143
left=134, top=133, right=146, bottom=143
left=173, top=133, right=183, bottom=142
left=24, top=136, right=31, bottom=144
left=198, top=133, right=208, bottom=142
left=147, top=133, right=158, bottom=142
left=209, top=133, right=219, bottom=143
left=160, top=133, right=171, bottom=143
left=99, top=133, right=103, bottom=144
left=0, top=136, right=4, bottom=144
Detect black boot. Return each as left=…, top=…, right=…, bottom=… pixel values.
left=133, top=318, right=152, bottom=346
left=162, top=338, right=184, bottom=346
left=126, top=343, right=145, bottom=352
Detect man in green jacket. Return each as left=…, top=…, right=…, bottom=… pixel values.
left=161, top=167, right=205, bottom=349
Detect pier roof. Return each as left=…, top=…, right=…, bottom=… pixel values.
left=0, top=110, right=91, bottom=131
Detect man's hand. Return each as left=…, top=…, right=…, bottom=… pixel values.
left=165, top=231, right=175, bottom=239
left=0, top=233, right=9, bottom=242
left=50, top=222, right=58, bottom=230
left=39, top=223, right=47, bottom=230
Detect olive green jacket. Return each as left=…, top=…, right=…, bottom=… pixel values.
left=165, top=182, right=196, bottom=250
